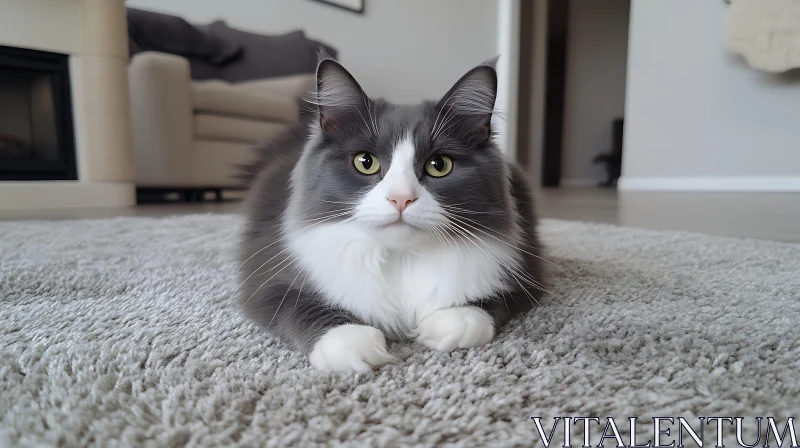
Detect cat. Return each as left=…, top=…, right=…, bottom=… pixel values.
left=592, top=118, right=624, bottom=187
left=237, top=55, right=546, bottom=373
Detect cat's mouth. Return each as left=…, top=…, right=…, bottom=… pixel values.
left=381, top=217, right=421, bottom=230
left=383, top=219, right=410, bottom=228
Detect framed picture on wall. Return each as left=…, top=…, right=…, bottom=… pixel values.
left=309, top=0, right=365, bottom=15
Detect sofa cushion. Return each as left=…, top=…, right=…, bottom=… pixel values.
left=127, top=8, right=241, bottom=65
left=206, top=21, right=323, bottom=82
left=194, top=114, right=288, bottom=144
left=234, top=73, right=316, bottom=100
left=192, top=81, right=299, bottom=123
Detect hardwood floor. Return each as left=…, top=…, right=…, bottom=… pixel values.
left=535, top=188, right=800, bottom=243
left=1, top=188, right=798, bottom=243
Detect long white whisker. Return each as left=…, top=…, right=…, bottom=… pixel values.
left=235, top=246, right=293, bottom=299
left=241, top=257, right=299, bottom=308
left=353, top=107, right=374, bottom=137
left=294, top=211, right=352, bottom=225
left=437, top=115, right=467, bottom=141
left=293, top=269, right=311, bottom=314
left=430, top=104, right=447, bottom=138
left=510, top=273, right=542, bottom=307
left=362, top=92, right=378, bottom=135
left=443, top=221, right=547, bottom=300
left=232, top=211, right=353, bottom=305
left=445, top=219, right=557, bottom=298
left=268, top=268, right=304, bottom=327
left=313, top=197, right=361, bottom=206
left=439, top=205, right=494, bottom=215
left=444, top=222, right=492, bottom=263
left=236, top=210, right=353, bottom=272
left=435, top=95, right=469, bottom=141
left=443, top=222, right=479, bottom=259
left=251, top=252, right=296, bottom=278
left=432, top=224, right=463, bottom=266
left=254, top=215, right=356, bottom=281
left=266, top=210, right=353, bottom=232
left=429, top=227, right=447, bottom=251
left=432, top=99, right=460, bottom=141
left=241, top=215, right=345, bottom=284
left=441, top=224, right=465, bottom=265
left=446, top=213, right=565, bottom=274
left=498, top=289, right=513, bottom=314
left=446, top=212, right=546, bottom=255
left=301, top=207, right=354, bottom=219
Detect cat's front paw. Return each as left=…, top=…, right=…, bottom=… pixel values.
left=309, top=324, right=396, bottom=373
left=413, top=306, right=495, bottom=352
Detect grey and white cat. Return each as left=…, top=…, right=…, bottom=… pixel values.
left=238, top=56, right=546, bottom=373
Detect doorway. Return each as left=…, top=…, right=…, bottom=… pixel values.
left=517, top=0, right=632, bottom=188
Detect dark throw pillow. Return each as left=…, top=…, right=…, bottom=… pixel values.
left=206, top=21, right=319, bottom=82
left=126, top=8, right=241, bottom=65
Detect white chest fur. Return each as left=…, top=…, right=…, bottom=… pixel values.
left=287, top=221, right=518, bottom=337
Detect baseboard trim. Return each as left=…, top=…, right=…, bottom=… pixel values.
left=618, top=177, right=800, bottom=192
left=560, top=178, right=600, bottom=187
left=0, top=181, right=136, bottom=210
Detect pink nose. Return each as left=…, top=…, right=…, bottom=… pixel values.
left=387, top=195, right=417, bottom=213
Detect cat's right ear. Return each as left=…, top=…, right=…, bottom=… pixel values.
left=314, top=57, right=372, bottom=137
left=434, top=60, right=498, bottom=144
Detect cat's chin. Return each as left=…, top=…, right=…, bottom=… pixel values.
left=368, top=221, right=433, bottom=249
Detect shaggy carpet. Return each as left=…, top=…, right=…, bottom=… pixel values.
left=0, top=214, right=798, bottom=447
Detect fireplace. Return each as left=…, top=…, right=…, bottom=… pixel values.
left=0, top=45, right=77, bottom=181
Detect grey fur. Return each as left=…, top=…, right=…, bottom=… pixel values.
left=239, top=58, right=545, bottom=354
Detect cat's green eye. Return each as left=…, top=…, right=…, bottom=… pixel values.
left=425, top=155, right=453, bottom=177
left=354, top=152, right=380, bottom=175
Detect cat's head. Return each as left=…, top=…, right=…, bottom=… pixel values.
left=289, top=56, right=515, bottom=248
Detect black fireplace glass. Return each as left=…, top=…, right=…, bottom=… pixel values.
left=0, top=45, right=77, bottom=181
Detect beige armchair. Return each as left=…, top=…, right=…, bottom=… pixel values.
left=128, top=51, right=314, bottom=194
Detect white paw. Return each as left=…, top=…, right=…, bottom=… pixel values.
left=414, top=306, right=495, bottom=352
left=309, top=324, right=396, bottom=373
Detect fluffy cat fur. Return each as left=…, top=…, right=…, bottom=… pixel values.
left=238, top=56, right=546, bottom=373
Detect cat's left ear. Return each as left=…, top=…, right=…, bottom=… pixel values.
left=435, top=59, right=498, bottom=143
left=314, top=56, right=373, bottom=138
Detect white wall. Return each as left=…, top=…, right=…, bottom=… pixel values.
left=494, top=0, right=520, bottom=158
left=561, top=0, right=630, bottom=186
left=125, top=0, right=499, bottom=106
left=0, top=0, right=82, bottom=54
left=621, top=0, right=800, bottom=191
